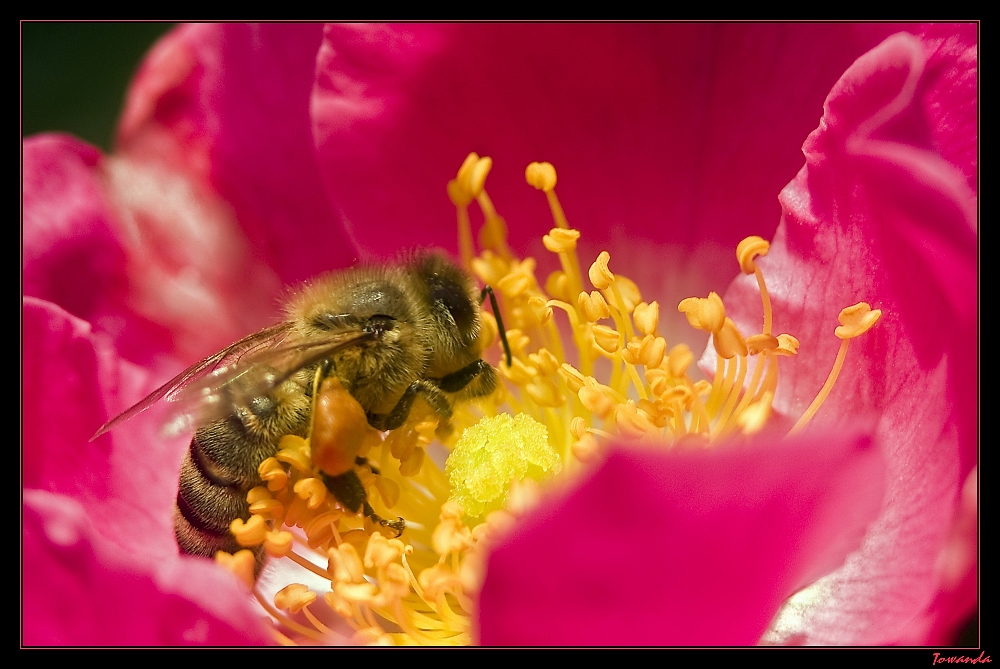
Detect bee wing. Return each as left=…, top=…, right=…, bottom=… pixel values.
left=91, top=321, right=297, bottom=440
left=169, top=329, right=375, bottom=427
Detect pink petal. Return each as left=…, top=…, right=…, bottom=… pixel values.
left=21, top=134, right=169, bottom=364
left=311, top=23, right=912, bottom=343
left=23, top=297, right=182, bottom=562
left=478, top=434, right=885, bottom=646
left=714, top=29, right=977, bottom=645
left=23, top=134, right=282, bottom=366
left=117, top=23, right=359, bottom=285
left=24, top=489, right=268, bottom=646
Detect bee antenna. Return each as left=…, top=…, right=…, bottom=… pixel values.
left=480, top=285, right=512, bottom=367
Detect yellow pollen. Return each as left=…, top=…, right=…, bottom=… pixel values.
left=736, top=236, right=770, bottom=275
left=525, top=161, right=558, bottom=192
left=543, top=227, right=581, bottom=254
left=588, top=251, right=615, bottom=290
left=678, top=292, right=726, bottom=333
left=836, top=302, right=882, bottom=339
left=633, top=301, right=660, bottom=336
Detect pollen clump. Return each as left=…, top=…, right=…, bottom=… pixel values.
left=445, top=413, right=560, bottom=523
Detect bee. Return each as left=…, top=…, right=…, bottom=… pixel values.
left=93, top=251, right=511, bottom=571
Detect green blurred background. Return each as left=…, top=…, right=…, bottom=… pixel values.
left=22, top=22, right=175, bottom=151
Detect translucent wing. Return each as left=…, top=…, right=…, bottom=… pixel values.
left=91, top=322, right=372, bottom=440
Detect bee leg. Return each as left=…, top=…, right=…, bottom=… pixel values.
left=366, top=380, right=452, bottom=431
left=355, top=455, right=380, bottom=475
left=363, top=502, right=407, bottom=538
left=319, top=470, right=405, bottom=537
left=319, top=469, right=366, bottom=514
left=436, top=359, right=498, bottom=397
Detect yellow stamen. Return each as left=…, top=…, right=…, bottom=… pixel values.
left=788, top=303, right=881, bottom=436
left=249, top=156, right=884, bottom=645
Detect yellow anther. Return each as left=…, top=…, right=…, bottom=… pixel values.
left=304, top=510, right=341, bottom=548
left=736, top=236, right=770, bottom=275
left=639, top=335, right=667, bottom=369
left=441, top=499, right=465, bottom=521
left=496, top=271, right=532, bottom=298
left=455, top=152, right=492, bottom=199
left=504, top=329, right=531, bottom=358
left=447, top=178, right=473, bottom=207
left=714, top=317, right=749, bottom=359
left=478, top=310, right=498, bottom=352
left=589, top=251, right=615, bottom=290
left=365, top=532, right=406, bottom=569
left=527, top=295, right=553, bottom=325
left=525, top=161, right=558, bottom=191
left=746, top=333, right=779, bottom=355
left=274, top=583, right=317, bottom=614
left=419, top=563, right=458, bottom=603
left=645, top=368, right=670, bottom=397
left=678, top=292, right=726, bottom=333
left=276, top=435, right=311, bottom=472
left=328, top=543, right=366, bottom=584
left=571, top=433, right=601, bottom=463
left=605, top=275, right=641, bottom=313
left=432, top=517, right=473, bottom=556
left=230, top=514, right=267, bottom=547
left=637, top=398, right=669, bottom=428
left=294, top=477, right=328, bottom=509
left=256, top=457, right=288, bottom=492
left=471, top=252, right=508, bottom=286
left=578, top=290, right=611, bottom=322
left=398, top=446, right=425, bottom=476
left=528, top=348, right=560, bottom=376
left=836, top=302, right=882, bottom=339
left=479, top=213, right=509, bottom=254
left=776, top=334, right=800, bottom=356
left=622, top=337, right=643, bottom=366
left=246, top=486, right=272, bottom=505
left=592, top=324, right=621, bottom=354
left=465, top=156, right=493, bottom=198
left=264, top=530, right=293, bottom=557
left=249, top=497, right=284, bottom=520
left=215, top=550, right=256, bottom=590
left=545, top=271, right=572, bottom=302
left=525, top=377, right=565, bottom=407
left=693, top=379, right=712, bottom=396
left=633, top=301, right=660, bottom=336
left=569, top=416, right=588, bottom=439
left=415, top=418, right=439, bottom=444
left=614, top=402, right=658, bottom=439
left=667, top=344, right=694, bottom=378
left=336, top=582, right=378, bottom=604
left=322, top=591, right=354, bottom=620
left=543, top=227, right=581, bottom=253
left=737, top=391, right=773, bottom=435
left=662, top=385, right=692, bottom=404
left=578, top=377, right=617, bottom=419
left=501, top=357, right=538, bottom=386
left=507, top=478, right=543, bottom=517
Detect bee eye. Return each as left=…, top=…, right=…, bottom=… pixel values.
left=431, top=282, right=474, bottom=332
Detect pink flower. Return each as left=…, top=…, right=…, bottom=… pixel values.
left=22, top=23, right=976, bottom=646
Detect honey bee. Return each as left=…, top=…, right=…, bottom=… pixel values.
left=93, top=252, right=511, bottom=570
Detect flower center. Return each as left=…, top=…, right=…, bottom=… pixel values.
left=214, top=153, right=881, bottom=645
